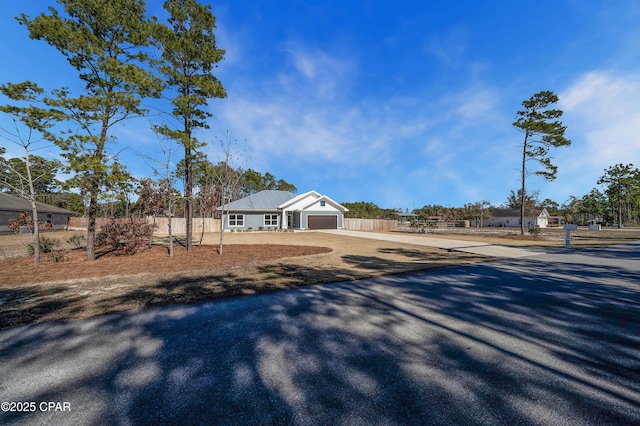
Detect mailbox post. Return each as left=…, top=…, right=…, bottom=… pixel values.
left=564, top=224, right=578, bottom=248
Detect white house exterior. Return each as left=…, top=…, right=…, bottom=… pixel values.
left=480, top=208, right=551, bottom=228
left=218, top=190, right=348, bottom=231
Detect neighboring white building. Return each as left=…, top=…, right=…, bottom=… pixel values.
left=479, top=208, right=551, bottom=228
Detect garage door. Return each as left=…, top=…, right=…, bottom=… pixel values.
left=308, top=215, right=337, bottom=230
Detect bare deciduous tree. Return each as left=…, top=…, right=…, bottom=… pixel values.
left=209, top=131, right=247, bottom=255
left=139, top=142, right=182, bottom=257
left=1, top=82, right=62, bottom=263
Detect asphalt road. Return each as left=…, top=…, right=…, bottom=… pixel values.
left=1, top=243, right=639, bottom=425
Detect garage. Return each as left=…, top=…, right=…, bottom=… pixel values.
left=307, top=215, right=337, bottom=230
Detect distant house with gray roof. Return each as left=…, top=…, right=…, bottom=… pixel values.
left=217, top=190, right=348, bottom=231
left=481, top=208, right=551, bottom=228
left=0, top=192, right=74, bottom=233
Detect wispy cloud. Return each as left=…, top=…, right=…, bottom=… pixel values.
left=449, top=87, right=501, bottom=122
left=216, top=61, right=505, bottom=179
left=559, top=71, right=640, bottom=168
left=213, top=45, right=380, bottom=168
left=423, top=26, right=469, bottom=67
left=270, top=44, right=358, bottom=101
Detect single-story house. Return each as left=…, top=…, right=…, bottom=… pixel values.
left=480, top=208, right=551, bottom=228
left=217, top=190, right=348, bottom=231
left=0, top=192, right=75, bottom=233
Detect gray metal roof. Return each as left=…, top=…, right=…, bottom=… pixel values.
left=220, top=190, right=297, bottom=211
left=0, top=192, right=75, bottom=215
left=490, top=208, right=543, bottom=217
left=490, top=209, right=521, bottom=217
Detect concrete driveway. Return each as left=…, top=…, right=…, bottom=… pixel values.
left=319, top=229, right=545, bottom=258
left=1, top=243, right=639, bottom=425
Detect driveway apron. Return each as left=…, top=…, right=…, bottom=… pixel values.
left=318, top=229, right=544, bottom=258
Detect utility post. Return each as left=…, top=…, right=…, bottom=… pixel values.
left=564, top=224, right=578, bottom=249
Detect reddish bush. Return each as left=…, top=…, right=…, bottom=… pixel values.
left=95, top=219, right=155, bottom=254
left=9, top=211, right=33, bottom=234
left=9, top=211, right=55, bottom=234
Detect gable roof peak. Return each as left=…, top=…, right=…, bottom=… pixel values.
left=218, top=190, right=297, bottom=211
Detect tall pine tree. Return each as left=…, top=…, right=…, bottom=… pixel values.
left=513, top=91, right=571, bottom=235
left=18, top=0, right=162, bottom=260
left=154, top=0, right=226, bottom=251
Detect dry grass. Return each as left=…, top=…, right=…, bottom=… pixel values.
left=397, top=226, right=640, bottom=248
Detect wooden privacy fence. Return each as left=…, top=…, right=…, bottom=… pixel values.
left=149, top=217, right=221, bottom=234
left=344, top=218, right=398, bottom=232
left=68, top=217, right=123, bottom=231
left=424, top=220, right=469, bottom=228
left=68, top=216, right=221, bottom=234
left=397, top=220, right=470, bottom=232
left=69, top=216, right=396, bottom=233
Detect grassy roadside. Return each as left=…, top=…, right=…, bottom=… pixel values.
left=393, top=226, right=640, bottom=248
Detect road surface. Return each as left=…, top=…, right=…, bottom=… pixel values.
left=1, top=242, right=639, bottom=425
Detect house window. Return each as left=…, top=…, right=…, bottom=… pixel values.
left=229, top=214, right=244, bottom=227
left=264, top=214, right=279, bottom=226
left=320, top=200, right=326, bottom=207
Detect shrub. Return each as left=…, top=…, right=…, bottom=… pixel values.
left=528, top=226, right=541, bottom=236
left=427, top=222, right=438, bottom=233
left=95, top=219, right=155, bottom=254
left=68, top=234, right=86, bottom=249
left=51, top=249, right=69, bottom=263
left=27, top=235, right=60, bottom=255
left=409, top=217, right=425, bottom=234
left=9, top=212, right=54, bottom=234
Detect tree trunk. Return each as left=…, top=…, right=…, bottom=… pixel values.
left=30, top=199, right=40, bottom=264
left=86, top=185, right=99, bottom=261
left=167, top=210, right=174, bottom=257
left=520, top=132, right=528, bottom=235
left=218, top=194, right=224, bottom=256
left=199, top=214, right=205, bottom=247
left=185, top=145, right=193, bottom=251
left=218, top=206, right=224, bottom=256
left=149, top=215, right=156, bottom=250
left=24, top=149, right=40, bottom=264
left=618, top=185, right=623, bottom=228
left=86, top=118, right=109, bottom=261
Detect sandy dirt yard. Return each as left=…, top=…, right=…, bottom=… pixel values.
left=2, top=227, right=638, bottom=329
left=0, top=230, right=488, bottom=328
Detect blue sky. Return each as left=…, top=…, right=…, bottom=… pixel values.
left=1, top=1, right=640, bottom=211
